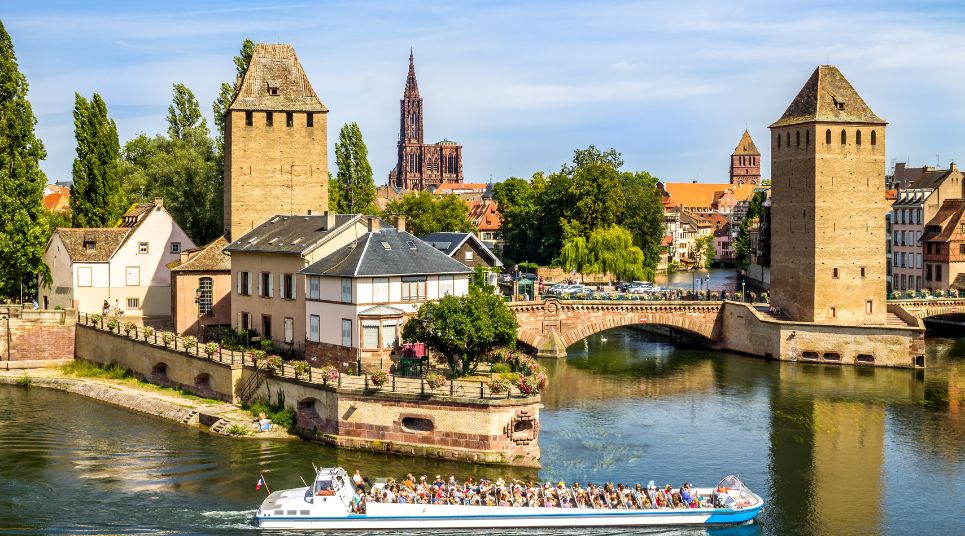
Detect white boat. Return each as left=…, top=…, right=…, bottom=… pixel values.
left=254, top=467, right=765, bottom=529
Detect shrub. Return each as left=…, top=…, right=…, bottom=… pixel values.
left=291, top=360, right=310, bottom=379
left=260, top=338, right=274, bottom=352
left=249, top=349, right=267, bottom=367
left=225, top=424, right=251, bottom=436
left=265, top=355, right=283, bottom=373
left=491, top=363, right=511, bottom=374
left=106, top=317, right=119, bottom=332
left=183, top=336, right=198, bottom=351
left=245, top=398, right=295, bottom=430
left=424, top=372, right=447, bottom=389
left=499, top=371, right=521, bottom=384
left=516, top=375, right=541, bottom=395
left=90, top=313, right=102, bottom=326
left=488, top=377, right=510, bottom=394
left=15, top=376, right=31, bottom=388
left=123, top=321, right=136, bottom=336
left=369, top=369, right=388, bottom=387
left=143, top=326, right=155, bottom=341
left=62, top=361, right=131, bottom=380
left=321, top=365, right=339, bottom=384
left=204, top=342, right=219, bottom=358
left=161, top=332, right=174, bottom=347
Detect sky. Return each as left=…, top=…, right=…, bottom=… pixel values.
left=7, top=0, right=965, bottom=186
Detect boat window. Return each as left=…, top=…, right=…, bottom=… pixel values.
left=315, top=479, right=335, bottom=496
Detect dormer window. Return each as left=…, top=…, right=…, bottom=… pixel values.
left=266, top=80, right=280, bottom=96
left=83, top=240, right=96, bottom=251
left=832, top=96, right=845, bottom=111
left=380, top=241, right=392, bottom=250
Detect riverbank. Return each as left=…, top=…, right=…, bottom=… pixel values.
left=0, top=366, right=294, bottom=440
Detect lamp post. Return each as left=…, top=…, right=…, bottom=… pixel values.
left=1, top=310, right=10, bottom=362
left=741, top=279, right=747, bottom=303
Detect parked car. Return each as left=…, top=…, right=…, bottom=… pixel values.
left=520, top=273, right=539, bottom=281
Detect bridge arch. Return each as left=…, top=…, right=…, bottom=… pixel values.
left=510, top=299, right=721, bottom=358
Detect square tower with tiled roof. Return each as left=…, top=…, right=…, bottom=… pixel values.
left=730, top=130, right=761, bottom=186
left=223, top=43, right=329, bottom=240
left=769, top=65, right=887, bottom=325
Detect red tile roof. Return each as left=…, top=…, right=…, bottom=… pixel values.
left=466, top=201, right=501, bottom=231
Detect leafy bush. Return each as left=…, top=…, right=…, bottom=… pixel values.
left=204, top=342, right=220, bottom=358
left=499, top=371, right=521, bottom=384
left=245, top=398, right=295, bottom=430
left=488, top=377, right=510, bottom=394
left=516, top=375, right=541, bottom=395
left=249, top=349, right=267, bottom=367
left=15, top=376, right=31, bottom=388
left=320, top=365, right=339, bottom=384
left=143, top=326, right=155, bottom=340
left=161, top=332, right=174, bottom=347
left=369, top=370, right=388, bottom=387
left=106, top=317, right=119, bottom=332
left=291, top=360, right=310, bottom=378
left=491, top=363, right=511, bottom=374
left=225, top=424, right=251, bottom=436
left=182, top=336, right=198, bottom=350
left=260, top=338, right=274, bottom=352
left=265, top=355, right=283, bottom=374
left=424, top=372, right=447, bottom=389
left=90, top=313, right=102, bottom=325
left=123, top=321, right=136, bottom=335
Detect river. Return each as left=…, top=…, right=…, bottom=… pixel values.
left=1, top=330, right=963, bottom=534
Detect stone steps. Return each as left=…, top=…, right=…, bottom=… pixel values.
left=179, top=410, right=199, bottom=425
left=209, top=418, right=230, bottom=434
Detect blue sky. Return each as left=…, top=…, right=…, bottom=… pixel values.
left=7, top=0, right=965, bottom=185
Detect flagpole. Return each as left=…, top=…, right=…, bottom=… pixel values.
left=261, top=473, right=271, bottom=494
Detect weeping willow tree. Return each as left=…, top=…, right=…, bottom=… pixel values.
left=557, top=225, right=649, bottom=282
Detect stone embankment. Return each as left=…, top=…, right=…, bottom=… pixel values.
left=0, top=368, right=291, bottom=439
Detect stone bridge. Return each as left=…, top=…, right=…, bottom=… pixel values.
left=889, top=298, right=965, bottom=319
left=508, top=299, right=723, bottom=358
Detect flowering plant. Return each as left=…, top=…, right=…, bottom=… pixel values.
left=161, top=331, right=174, bottom=347
left=204, top=342, right=219, bottom=358
left=106, top=317, right=119, bottom=332
left=249, top=349, right=267, bottom=366
left=123, top=321, right=136, bottom=336
left=424, top=372, right=447, bottom=389
left=291, top=360, right=310, bottom=379
left=488, top=377, right=511, bottom=394
left=321, top=365, right=339, bottom=384
left=369, top=370, right=388, bottom=387
left=265, top=355, right=283, bottom=373
left=143, top=326, right=155, bottom=340
left=515, top=375, right=541, bottom=395
left=183, top=336, right=198, bottom=350
left=90, top=313, right=102, bottom=326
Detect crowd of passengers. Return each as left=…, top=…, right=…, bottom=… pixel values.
left=351, top=472, right=725, bottom=513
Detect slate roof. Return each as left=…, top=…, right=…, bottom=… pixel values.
left=733, top=130, right=760, bottom=155
left=224, top=214, right=361, bottom=255
left=300, top=227, right=472, bottom=277
left=56, top=228, right=131, bottom=262
left=420, top=231, right=503, bottom=267
left=771, top=65, right=885, bottom=128
left=909, top=164, right=961, bottom=190
left=921, top=199, right=965, bottom=243
left=228, top=44, right=328, bottom=113
left=168, top=235, right=231, bottom=272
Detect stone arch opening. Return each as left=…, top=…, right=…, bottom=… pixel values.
left=401, top=416, right=434, bottom=434
left=841, top=129, right=847, bottom=144
left=151, top=362, right=168, bottom=381
left=296, top=397, right=326, bottom=431
left=856, top=130, right=862, bottom=145
left=871, top=130, right=877, bottom=146
left=194, top=373, right=211, bottom=388
left=826, top=129, right=832, bottom=144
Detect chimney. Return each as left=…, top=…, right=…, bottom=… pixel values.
left=154, top=197, right=163, bottom=207
left=367, top=216, right=381, bottom=233
left=951, top=161, right=958, bottom=172
left=324, top=211, right=336, bottom=230
left=394, top=216, right=406, bottom=233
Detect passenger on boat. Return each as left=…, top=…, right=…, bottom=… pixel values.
left=680, top=483, right=697, bottom=508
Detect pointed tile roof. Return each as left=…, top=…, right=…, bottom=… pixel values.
left=404, top=49, right=420, bottom=98
left=228, top=43, right=327, bottom=112
left=770, top=65, right=885, bottom=128
left=168, top=235, right=231, bottom=272
left=733, top=130, right=760, bottom=155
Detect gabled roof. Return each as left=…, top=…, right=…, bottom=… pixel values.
left=659, top=182, right=757, bottom=209
left=228, top=43, right=328, bottom=113
left=909, top=163, right=961, bottom=190
left=467, top=200, right=502, bottom=231
left=168, top=235, right=231, bottom=272
left=300, top=227, right=472, bottom=278
left=921, top=199, right=965, bottom=243
left=733, top=130, right=760, bottom=156
left=224, top=214, right=361, bottom=255
left=55, top=228, right=131, bottom=262
left=770, top=65, right=885, bottom=128
left=420, top=231, right=503, bottom=267
left=359, top=305, right=405, bottom=317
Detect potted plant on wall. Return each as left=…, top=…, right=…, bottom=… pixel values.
left=161, top=332, right=174, bottom=348
left=369, top=370, right=388, bottom=389
left=320, top=365, right=339, bottom=385
left=204, top=342, right=219, bottom=359
left=143, top=326, right=154, bottom=341
left=182, top=336, right=198, bottom=355
left=291, top=360, right=310, bottom=379
left=249, top=349, right=266, bottom=368
left=265, top=355, right=282, bottom=374
left=90, top=313, right=102, bottom=326
left=123, top=321, right=136, bottom=337
left=424, top=372, right=447, bottom=390
left=106, top=317, right=119, bottom=333
left=487, top=377, right=510, bottom=395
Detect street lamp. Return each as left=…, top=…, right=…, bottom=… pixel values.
left=741, top=279, right=747, bottom=303
left=705, top=275, right=711, bottom=300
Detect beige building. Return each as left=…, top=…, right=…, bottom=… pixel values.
left=41, top=199, right=195, bottom=317
left=168, top=236, right=232, bottom=338
left=224, top=213, right=371, bottom=353
left=223, top=43, right=329, bottom=240
left=769, top=65, right=887, bottom=325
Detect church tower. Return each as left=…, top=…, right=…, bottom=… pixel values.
left=223, top=43, right=329, bottom=240
left=769, top=65, right=887, bottom=325
left=730, top=130, right=761, bottom=185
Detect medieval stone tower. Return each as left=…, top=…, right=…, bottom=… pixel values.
left=223, top=43, right=329, bottom=239
left=730, top=130, right=761, bottom=186
left=769, top=65, right=887, bottom=325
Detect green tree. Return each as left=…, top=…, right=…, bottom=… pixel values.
left=382, top=191, right=473, bottom=236
left=492, top=176, right=540, bottom=263
left=735, top=191, right=765, bottom=269
left=0, top=21, right=48, bottom=299
left=694, top=235, right=716, bottom=269
left=401, top=288, right=518, bottom=377
left=70, top=93, right=125, bottom=227
left=213, top=39, right=254, bottom=160
left=618, top=171, right=665, bottom=272
left=167, top=83, right=207, bottom=141
left=563, top=145, right=624, bottom=174
left=587, top=225, right=649, bottom=281
left=565, top=160, right=624, bottom=238
left=332, top=122, right=376, bottom=213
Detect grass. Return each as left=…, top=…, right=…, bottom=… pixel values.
left=15, top=376, right=32, bottom=388
left=225, top=424, right=252, bottom=436
left=60, top=361, right=221, bottom=405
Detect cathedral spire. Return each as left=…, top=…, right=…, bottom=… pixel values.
left=405, top=48, right=420, bottom=98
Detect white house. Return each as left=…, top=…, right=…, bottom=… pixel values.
left=299, top=225, right=471, bottom=371
left=40, top=199, right=195, bottom=317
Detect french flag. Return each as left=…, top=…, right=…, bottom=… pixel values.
left=256, top=475, right=266, bottom=491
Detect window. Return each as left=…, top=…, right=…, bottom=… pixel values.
left=871, top=130, right=877, bottom=146
left=341, top=319, right=352, bottom=347
left=464, top=250, right=473, bottom=261
left=916, top=276, right=922, bottom=290
left=829, top=306, right=837, bottom=318
left=926, top=265, right=932, bottom=281
left=936, top=264, right=943, bottom=281
left=308, top=275, right=320, bottom=300
left=382, top=321, right=398, bottom=349
left=401, top=276, right=426, bottom=302
left=238, top=271, right=252, bottom=295
left=259, top=272, right=273, bottom=298
left=282, top=273, right=294, bottom=300
left=777, top=133, right=781, bottom=148
left=372, top=277, right=389, bottom=303
left=917, top=253, right=922, bottom=269
left=856, top=130, right=862, bottom=145
left=245, top=111, right=253, bottom=126
left=306, top=113, right=314, bottom=128
left=786, top=132, right=790, bottom=147
left=796, top=130, right=800, bottom=147
left=138, top=242, right=149, bottom=254
left=832, top=267, right=839, bottom=279
left=341, top=277, right=353, bottom=302
left=961, top=223, right=965, bottom=234
left=286, top=112, right=293, bottom=127
left=170, top=242, right=181, bottom=254
left=806, top=129, right=810, bottom=146
left=198, top=276, right=213, bottom=315
left=268, top=85, right=279, bottom=96
left=901, top=274, right=907, bottom=289
left=439, top=275, right=454, bottom=296
left=362, top=321, right=379, bottom=349
left=262, top=314, right=272, bottom=340
left=860, top=267, right=866, bottom=278
left=284, top=317, right=294, bottom=344
left=83, top=240, right=95, bottom=251
left=960, top=244, right=965, bottom=255
left=125, top=266, right=140, bottom=286
left=127, top=297, right=140, bottom=309
left=309, top=315, right=320, bottom=342
left=266, top=112, right=273, bottom=127
left=240, top=312, right=251, bottom=331
left=826, top=129, right=831, bottom=144
left=841, top=129, right=847, bottom=144
left=865, top=300, right=873, bottom=315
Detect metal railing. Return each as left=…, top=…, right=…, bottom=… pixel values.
left=76, top=311, right=535, bottom=401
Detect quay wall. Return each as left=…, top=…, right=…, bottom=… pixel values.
left=719, top=302, right=926, bottom=368
left=0, top=306, right=76, bottom=362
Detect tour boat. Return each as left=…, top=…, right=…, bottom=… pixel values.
left=254, top=467, right=765, bottom=529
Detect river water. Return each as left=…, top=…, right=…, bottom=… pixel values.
left=1, top=329, right=963, bottom=535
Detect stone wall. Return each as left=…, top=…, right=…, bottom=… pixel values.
left=0, top=306, right=76, bottom=362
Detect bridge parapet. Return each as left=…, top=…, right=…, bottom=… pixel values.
left=889, top=298, right=965, bottom=319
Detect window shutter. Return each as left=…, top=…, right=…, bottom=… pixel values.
left=237, top=312, right=242, bottom=329
left=237, top=273, right=241, bottom=294
left=268, top=273, right=274, bottom=297
left=291, top=275, right=297, bottom=300
left=246, top=274, right=252, bottom=296
left=258, top=274, right=263, bottom=296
